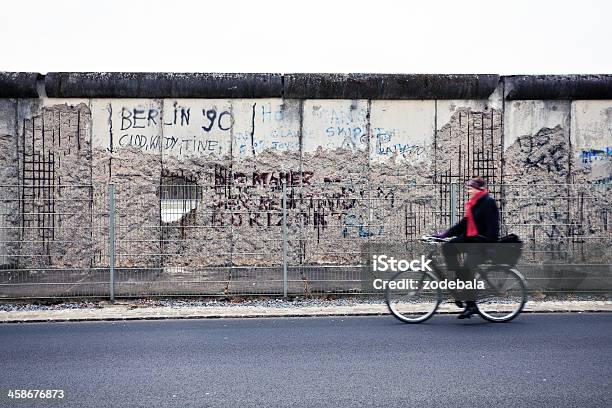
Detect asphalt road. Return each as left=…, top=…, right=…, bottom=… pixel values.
left=1, top=314, right=611, bottom=408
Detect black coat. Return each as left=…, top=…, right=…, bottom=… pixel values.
left=447, top=193, right=499, bottom=242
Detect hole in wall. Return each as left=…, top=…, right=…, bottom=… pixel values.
left=159, top=175, right=201, bottom=223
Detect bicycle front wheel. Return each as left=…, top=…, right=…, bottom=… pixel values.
left=385, top=270, right=442, bottom=323
left=475, top=266, right=527, bottom=322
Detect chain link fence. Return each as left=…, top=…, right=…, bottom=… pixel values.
left=1, top=182, right=611, bottom=299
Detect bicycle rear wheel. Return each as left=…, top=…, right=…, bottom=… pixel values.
left=475, top=266, right=527, bottom=322
left=385, top=270, right=441, bottom=323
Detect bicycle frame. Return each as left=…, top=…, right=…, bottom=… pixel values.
left=421, top=242, right=520, bottom=302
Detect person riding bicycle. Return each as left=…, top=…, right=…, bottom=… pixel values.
left=435, top=177, right=500, bottom=319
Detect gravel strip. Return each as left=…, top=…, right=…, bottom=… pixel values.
left=1, top=294, right=610, bottom=313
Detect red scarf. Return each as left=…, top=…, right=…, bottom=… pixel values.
left=465, top=188, right=488, bottom=237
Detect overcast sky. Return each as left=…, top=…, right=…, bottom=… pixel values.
left=1, top=0, right=610, bottom=74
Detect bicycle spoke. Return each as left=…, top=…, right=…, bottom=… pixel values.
left=476, top=267, right=527, bottom=322
left=385, top=270, right=441, bottom=323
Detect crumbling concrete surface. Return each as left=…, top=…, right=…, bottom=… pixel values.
left=0, top=91, right=610, bottom=298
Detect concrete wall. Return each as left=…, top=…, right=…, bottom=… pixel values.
left=0, top=74, right=611, bottom=282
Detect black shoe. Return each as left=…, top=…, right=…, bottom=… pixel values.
left=457, top=306, right=478, bottom=319
left=454, top=300, right=464, bottom=308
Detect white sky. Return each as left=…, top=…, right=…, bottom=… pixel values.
left=1, top=0, right=610, bottom=74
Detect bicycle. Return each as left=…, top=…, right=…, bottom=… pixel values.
left=384, top=235, right=528, bottom=323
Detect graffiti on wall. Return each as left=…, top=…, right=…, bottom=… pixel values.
left=234, top=102, right=300, bottom=156
left=113, top=103, right=233, bottom=156
left=580, top=147, right=612, bottom=165
left=373, top=127, right=425, bottom=158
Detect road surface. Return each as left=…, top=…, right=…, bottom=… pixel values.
left=1, top=314, right=611, bottom=407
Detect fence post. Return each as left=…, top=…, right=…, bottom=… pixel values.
left=108, top=183, right=115, bottom=302
left=282, top=182, right=288, bottom=297
left=450, top=183, right=458, bottom=225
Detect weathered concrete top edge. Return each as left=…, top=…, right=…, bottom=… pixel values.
left=284, top=73, right=500, bottom=99
left=45, top=72, right=284, bottom=98
left=0, top=72, right=40, bottom=98
left=504, top=74, right=612, bottom=100
left=1, top=72, right=612, bottom=99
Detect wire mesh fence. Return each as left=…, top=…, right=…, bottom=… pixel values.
left=0, top=182, right=610, bottom=299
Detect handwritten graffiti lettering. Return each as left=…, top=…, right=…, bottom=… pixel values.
left=325, top=127, right=363, bottom=138
left=581, top=147, right=612, bottom=166
left=119, top=134, right=147, bottom=148
left=202, top=109, right=233, bottom=132
left=178, top=139, right=220, bottom=154
left=373, top=128, right=425, bottom=158
left=252, top=171, right=313, bottom=187
left=121, top=108, right=159, bottom=130
left=375, top=128, right=393, bottom=143
left=163, top=102, right=191, bottom=126
left=269, top=129, right=299, bottom=139
left=214, top=165, right=314, bottom=188
left=261, top=104, right=285, bottom=122
left=329, top=109, right=367, bottom=125
left=160, top=165, right=397, bottom=234
left=118, top=133, right=221, bottom=154
left=164, top=136, right=178, bottom=150
left=237, top=140, right=299, bottom=155
left=341, top=214, right=375, bottom=237
left=209, top=187, right=364, bottom=229
left=270, top=140, right=299, bottom=150
left=379, top=143, right=425, bottom=156
left=118, top=133, right=164, bottom=151
left=118, top=105, right=233, bottom=132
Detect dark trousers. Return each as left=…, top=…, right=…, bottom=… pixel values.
left=441, top=235, right=487, bottom=303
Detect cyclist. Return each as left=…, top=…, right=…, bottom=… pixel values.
left=434, top=177, right=500, bottom=319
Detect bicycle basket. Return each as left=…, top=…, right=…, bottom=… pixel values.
left=497, top=234, right=523, bottom=266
